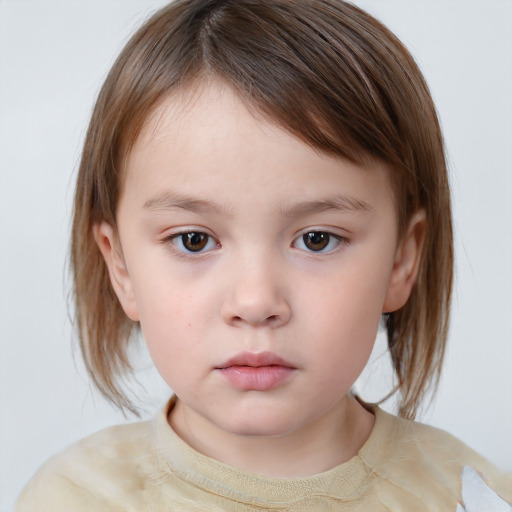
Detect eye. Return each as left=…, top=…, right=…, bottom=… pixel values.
left=171, top=232, right=218, bottom=253
left=294, top=231, right=343, bottom=253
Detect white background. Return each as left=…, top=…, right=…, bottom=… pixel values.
left=1, top=0, right=511, bottom=509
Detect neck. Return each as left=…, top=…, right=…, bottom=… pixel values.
left=168, top=395, right=375, bottom=478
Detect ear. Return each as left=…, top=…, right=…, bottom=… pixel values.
left=93, top=222, right=139, bottom=321
left=383, top=210, right=426, bottom=313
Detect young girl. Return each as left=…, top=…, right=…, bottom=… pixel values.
left=14, top=0, right=511, bottom=510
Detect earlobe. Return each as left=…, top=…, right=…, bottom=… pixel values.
left=93, top=222, right=140, bottom=321
left=383, top=210, right=426, bottom=313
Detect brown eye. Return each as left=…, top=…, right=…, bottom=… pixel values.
left=177, top=232, right=212, bottom=252
left=297, top=231, right=344, bottom=253
left=303, top=232, right=330, bottom=251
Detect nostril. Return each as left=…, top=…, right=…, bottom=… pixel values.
left=221, top=294, right=292, bottom=328
left=230, top=314, right=282, bottom=328
left=265, top=315, right=281, bottom=326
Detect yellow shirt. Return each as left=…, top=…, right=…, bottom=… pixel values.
left=15, top=397, right=512, bottom=511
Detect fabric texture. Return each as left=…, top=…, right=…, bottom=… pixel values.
left=15, top=397, right=512, bottom=511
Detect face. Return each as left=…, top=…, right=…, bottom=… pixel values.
left=96, top=82, right=423, bottom=441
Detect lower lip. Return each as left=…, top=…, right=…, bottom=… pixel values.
left=219, top=365, right=294, bottom=391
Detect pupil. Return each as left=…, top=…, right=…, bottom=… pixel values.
left=304, top=232, right=329, bottom=251
left=183, top=232, right=207, bottom=251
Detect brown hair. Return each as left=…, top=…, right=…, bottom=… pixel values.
left=71, top=0, right=453, bottom=418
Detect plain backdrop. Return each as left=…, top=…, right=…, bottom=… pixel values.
left=1, top=0, right=511, bottom=509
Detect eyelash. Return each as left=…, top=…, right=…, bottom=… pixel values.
left=163, top=230, right=346, bottom=256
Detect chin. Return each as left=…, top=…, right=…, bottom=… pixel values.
left=218, top=412, right=303, bottom=439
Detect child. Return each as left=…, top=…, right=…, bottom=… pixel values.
left=14, top=0, right=511, bottom=510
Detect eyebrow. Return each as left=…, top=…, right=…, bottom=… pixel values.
left=143, top=192, right=234, bottom=215
left=143, top=192, right=371, bottom=216
left=280, top=194, right=372, bottom=217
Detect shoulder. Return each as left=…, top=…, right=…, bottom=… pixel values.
left=393, top=413, right=509, bottom=485
left=360, top=407, right=512, bottom=510
left=15, top=420, right=156, bottom=512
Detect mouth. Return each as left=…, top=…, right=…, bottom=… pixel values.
left=215, top=351, right=296, bottom=391
left=217, top=351, right=294, bottom=369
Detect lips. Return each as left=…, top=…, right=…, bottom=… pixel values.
left=216, top=351, right=296, bottom=391
left=218, top=351, right=293, bottom=369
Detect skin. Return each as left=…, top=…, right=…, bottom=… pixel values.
left=95, top=81, right=425, bottom=478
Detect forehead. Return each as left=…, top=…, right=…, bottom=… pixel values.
left=137, top=82, right=263, bottom=154
left=120, top=81, right=396, bottom=215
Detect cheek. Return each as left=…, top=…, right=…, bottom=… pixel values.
left=134, top=283, right=193, bottom=351
left=297, top=264, right=390, bottom=379
left=132, top=274, right=220, bottom=381
left=303, top=261, right=390, bottom=330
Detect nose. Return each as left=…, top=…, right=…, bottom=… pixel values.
left=220, top=251, right=291, bottom=329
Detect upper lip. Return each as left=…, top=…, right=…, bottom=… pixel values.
left=216, top=351, right=295, bottom=369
